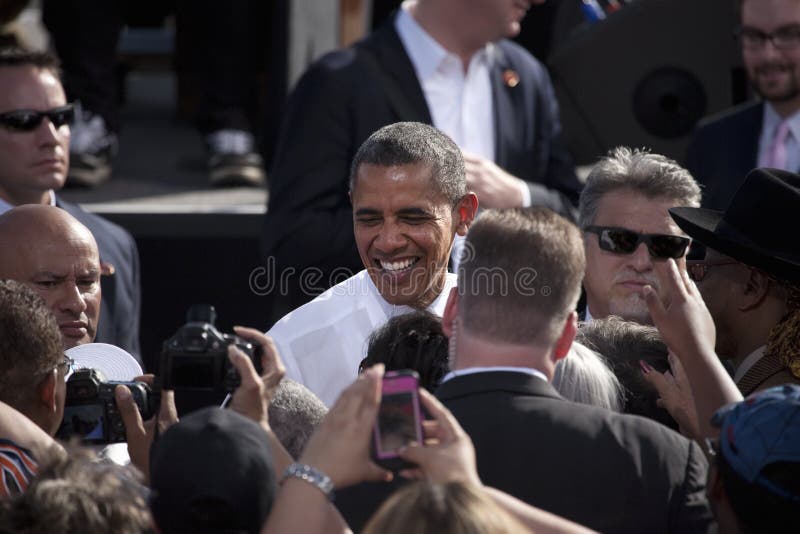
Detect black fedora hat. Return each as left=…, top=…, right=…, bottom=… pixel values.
left=669, top=168, right=800, bottom=286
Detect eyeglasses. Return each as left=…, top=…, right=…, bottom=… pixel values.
left=584, top=226, right=690, bottom=259
left=736, top=25, right=800, bottom=50
left=57, top=354, right=76, bottom=378
left=0, top=104, right=74, bottom=132
left=686, top=260, right=740, bottom=283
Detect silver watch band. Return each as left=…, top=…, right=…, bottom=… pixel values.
left=281, top=463, right=335, bottom=500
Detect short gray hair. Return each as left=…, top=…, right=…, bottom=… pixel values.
left=578, top=147, right=701, bottom=229
left=553, top=341, right=623, bottom=411
left=268, top=379, right=328, bottom=459
left=349, top=122, right=466, bottom=205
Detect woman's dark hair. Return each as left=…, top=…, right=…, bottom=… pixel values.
left=360, top=311, right=450, bottom=391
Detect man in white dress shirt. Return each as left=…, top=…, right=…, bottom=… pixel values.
left=267, top=122, right=478, bottom=405
left=262, top=0, right=580, bottom=322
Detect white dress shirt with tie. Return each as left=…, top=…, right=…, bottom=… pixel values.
left=757, top=103, right=800, bottom=171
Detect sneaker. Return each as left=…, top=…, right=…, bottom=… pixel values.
left=67, top=103, right=117, bottom=188
left=206, top=129, right=266, bottom=188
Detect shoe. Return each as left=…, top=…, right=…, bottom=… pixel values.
left=206, top=129, right=267, bottom=188
left=67, top=103, right=117, bottom=188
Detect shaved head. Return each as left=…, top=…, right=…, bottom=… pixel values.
left=0, top=205, right=101, bottom=348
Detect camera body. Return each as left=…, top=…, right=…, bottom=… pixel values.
left=160, top=304, right=261, bottom=395
left=57, top=368, right=155, bottom=444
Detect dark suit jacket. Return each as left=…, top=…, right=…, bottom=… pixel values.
left=436, top=371, right=713, bottom=534
left=57, top=199, right=142, bottom=362
left=263, top=16, right=581, bottom=280
left=684, top=101, right=763, bottom=210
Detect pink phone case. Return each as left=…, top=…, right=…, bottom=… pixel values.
left=373, top=371, right=422, bottom=462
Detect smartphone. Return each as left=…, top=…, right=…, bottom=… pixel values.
left=372, top=370, right=423, bottom=471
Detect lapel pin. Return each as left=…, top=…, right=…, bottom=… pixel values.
left=503, top=69, right=520, bottom=88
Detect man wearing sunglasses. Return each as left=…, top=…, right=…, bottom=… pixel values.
left=0, top=47, right=141, bottom=362
left=686, top=0, right=800, bottom=210
left=669, top=168, right=800, bottom=396
left=579, top=147, right=701, bottom=325
left=0, top=280, right=68, bottom=438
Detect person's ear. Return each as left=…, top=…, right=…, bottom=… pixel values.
left=455, top=193, right=479, bottom=236
left=442, top=287, right=459, bottom=338
left=553, top=311, right=578, bottom=362
left=739, top=269, right=771, bottom=312
left=37, top=369, right=58, bottom=413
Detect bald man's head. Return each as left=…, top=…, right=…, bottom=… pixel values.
left=0, top=205, right=101, bottom=348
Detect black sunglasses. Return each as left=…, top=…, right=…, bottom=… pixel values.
left=585, top=225, right=690, bottom=259
left=0, top=104, right=74, bottom=132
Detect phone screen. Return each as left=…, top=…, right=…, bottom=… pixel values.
left=376, top=390, right=419, bottom=455
left=170, top=356, right=215, bottom=389
left=59, top=403, right=106, bottom=443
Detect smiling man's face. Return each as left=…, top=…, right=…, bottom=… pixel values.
left=352, top=162, right=471, bottom=308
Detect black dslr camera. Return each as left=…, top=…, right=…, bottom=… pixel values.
left=57, top=369, right=156, bottom=444
left=161, top=304, right=261, bottom=394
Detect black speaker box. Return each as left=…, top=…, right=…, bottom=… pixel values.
left=549, top=0, right=742, bottom=165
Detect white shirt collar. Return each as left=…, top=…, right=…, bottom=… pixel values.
left=0, top=190, right=56, bottom=214
left=762, top=102, right=800, bottom=138
left=395, top=1, right=494, bottom=83
left=441, top=366, right=548, bottom=384
left=369, top=269, right=454, bottom=319
left=395, top=3, right=449, bottom=83
left=733, top=345, right=766, bottom=383
left=759, top=103, right=800, bottom=167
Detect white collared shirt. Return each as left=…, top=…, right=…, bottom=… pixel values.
left=0, top=190, right=57, bottom=214
left=757, top=103, right=800, bottom=172
left=440, top=366, right=548, bottom=384
left=267, top=269, right=458, bottom=406
left=395, top=3, right=495, bottom=164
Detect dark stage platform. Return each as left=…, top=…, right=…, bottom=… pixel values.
left=60, top=71, right=270, bottom=373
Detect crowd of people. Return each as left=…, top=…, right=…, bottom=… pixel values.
left=1, top=0, right=800, bottom=533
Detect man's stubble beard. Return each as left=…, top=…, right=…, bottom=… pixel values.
left=751, top=63, right=800, bottom=103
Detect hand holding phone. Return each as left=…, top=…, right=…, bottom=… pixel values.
left=372, top=370, right=423, bottom=471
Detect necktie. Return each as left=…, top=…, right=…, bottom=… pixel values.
left=767, top=120, right=791, bottom=170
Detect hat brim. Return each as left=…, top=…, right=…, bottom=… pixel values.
left=65, top=343, right=143, bottom=381
left=670, top=207, right=800, bottom=286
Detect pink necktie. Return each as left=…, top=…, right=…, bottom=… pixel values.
left=767, top=120, right=791, bottom=170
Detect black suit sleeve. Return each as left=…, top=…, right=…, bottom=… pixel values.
left=669, top=440, right=715, bottom=533
left=528, top=66, right=580, bottom=220
left=496, top=41, right=581, bottom=220
left=263, top=51, right=364, bottom=273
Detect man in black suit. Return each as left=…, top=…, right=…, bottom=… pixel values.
left=0, top=48, right=141, bottom=360
left=436, top=208, right=712, bottom=533
left=263, top=0, right=581, bottom=320
left=686, top=0, right=800, bottom=209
